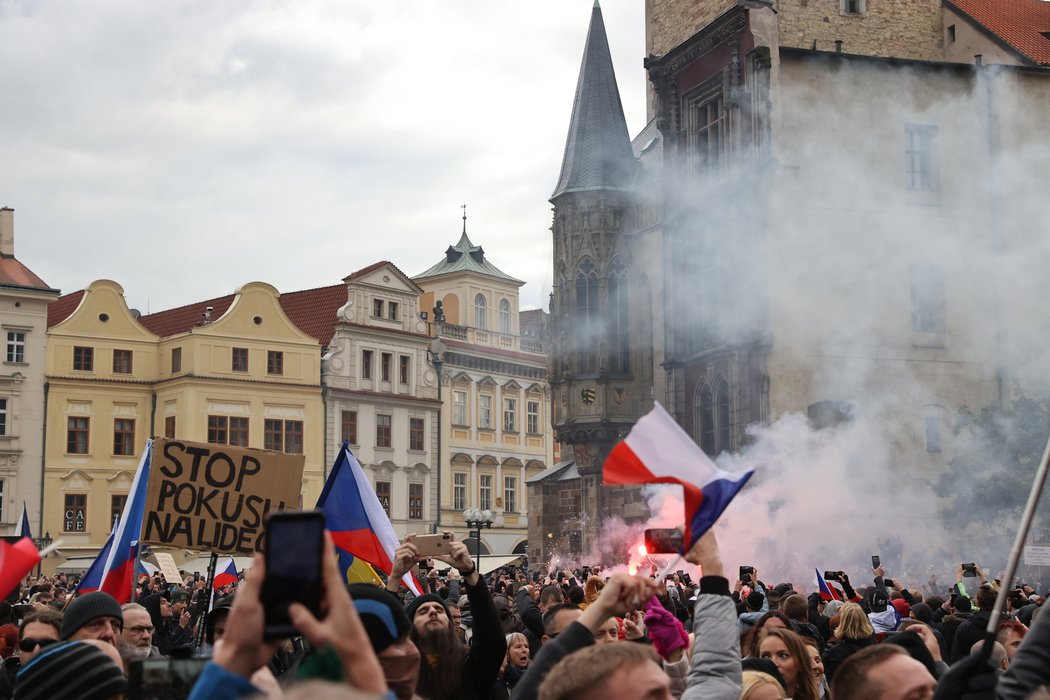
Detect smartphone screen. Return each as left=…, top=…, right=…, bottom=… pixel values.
left=260, top=510, right=325, bottom=639
left=872, top=555, right=880, bottom=569
left=643, top=528, right=683, bottom=554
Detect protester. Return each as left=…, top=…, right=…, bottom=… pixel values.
left=830, top=643, right=936, bottom=700
left=390, top=533, right=506, bottom=700
left=345, top=583, right=420, bottom=700
left=996, top=619, right=1027, bottom=665
left=13, top=639, right=127, bottom=700
left=0, top=612, right=61, bottom=700
left=501, top=631, right=531, bottom=693
left=757, top=628, right=819, bottom=700
left=537, top=642, right=671, bottom=700
left=119, top=602, right=161, bottom=662
left=59, top=591, right=123, bottom=646
left=949, top=584, right=997, bottom=663
left=821, top=602, right=874, bottom=681
left=799, top=635, right=828, bottom=699
left=740, top=670, right=787, bottom=699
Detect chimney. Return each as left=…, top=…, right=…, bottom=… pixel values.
left=0, top=208, right=13, bottom=257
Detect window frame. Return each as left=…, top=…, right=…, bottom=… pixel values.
left=479, top=395, right=493, bottom=430
left=208, top=415, right=229, bottom=445
left=341, top=410, right=358, bottom=445
left=479, top=474, right=492, bottom=511
left=504, top=476, right=517, bottom=513
left=503, top=397, right=517, bottom=432
left=171, top=347, right=182, bottom=373
left=399, top=355, right=410, bottom=384
left=362, top=350, right=373, bottom=380
left=112, top=349, right=133, bottom=375
left=453, top=391, right=468, bottom=426
left=73, top=346, right=94, bottom=372
left=267, top=350, right=284, bottom=375
left=381, top=352, right=392, bottom=382
left=0, top=398, right=8, bottom=437
left=527, top=400, right=540, bottom=435
left=6, top=331, right=25, bottom=364
left=375, top=480, right=391, bottom=516
left=113, top=418, right=135, bottom=456
left=453, top=473, right=467, bottom=510
left=375, top=414, right=392, bottom=448
left=229, top=417, right=249, bottom=447
left=409, top=483, right=423, bottom=520
left=164, top=415, right=176, bottom=439
left=67, top=416, right=90, bottom=454
left=409, top=417, right=424, bottom=451
left=474, top=293, right=487, bottom=330
left=64, top=493, right=87, bottom=532
left=232, top=347, right=249, bottom=372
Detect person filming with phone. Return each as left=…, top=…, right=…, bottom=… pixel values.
left=386, top=532, right=507, bottom=700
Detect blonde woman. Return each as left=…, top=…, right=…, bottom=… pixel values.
left=740, top=670, right=786, bottom=699
left=822, top=601, right=875, bottom=682
left=501, top=631, right=531, bottom=692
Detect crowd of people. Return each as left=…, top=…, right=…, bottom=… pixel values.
left=2, top=531, right=1050, bottom=699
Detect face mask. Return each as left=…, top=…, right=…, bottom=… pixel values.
left=380, top=650, right=421, bottom=700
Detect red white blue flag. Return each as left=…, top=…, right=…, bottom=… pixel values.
left=213, top=558, right=238, bottom=590
left=604, top=402, right=753, bottom=552
left=76, top=440, right=152, bottom=603
left=317, top=443, right=422, bottom=595
left=14, top=502, right=31, bottom=539
left=814, top=568, right=843, bottom=601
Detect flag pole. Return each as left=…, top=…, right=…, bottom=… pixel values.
left=196, top=553, right=218, bottom=651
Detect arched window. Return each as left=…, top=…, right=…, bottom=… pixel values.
left=697, top=384, right=715, bottom=455
left=575, top=259, right=599, bottom=373
left=474, top=293, right=487, bottom=330
left=716, top=380, right=730, bottom=453
left=499, top=299, right=511, bottom=334
left=608, top=258, right=629, bottom=374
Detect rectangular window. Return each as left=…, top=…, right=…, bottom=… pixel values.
left=399, top=356, right=410, bottom=384
left=372, top=299, right=384, bottom=318
left=381, top=353, right=392, bottom=382
left=376, top=414, right=392, bottom=448
left=284, top=420, right=303, bottom=454
left=409, top=418, right=424, bottom=451
left=362, top=350, right=373, bottom=380
left=6, top=332, right=25, bottom=363
left=375, top=481, right=391, bottom=516
left=232, top=347, right=249, bottom=372
left=110, top=494, right=127, bottom=532
left=267, top=350, right=284, bottom=375
left=73, top=346, right=93, bottom=371
left=453, top=473, right=466, bottom=510
left=504, top=476, right=517, bottom=513
left=925, top=416, right=942, bottom=453
left=906, top=123, right=939, bottom=192
left=265, top=419, right=283, bottom=452
left=479, top=474, right=492, bottom=511
left=479, top=395, right=493, bottom=429
left=67, top=417, right=89, bottom=454
left=208, top=416, right=229, bottom=445
left=229, top=417, right=249, bottom=447
left=911, top=264, right=946, bottom=333
left=341, top=410, right=358, bottom=445
left=841, top=0, right=864, bottom=14
left=112, top=349, right=133, bottom=374
left=113, top=419, right=135, bottom=456
left=64, top=494, right=87, bottom=532
left=388, top=302, right=399, bottom=321
left=503, top=397, right=517, bottom=432
left=527, top=400, right=540, bottom=434
left=171, top=347, right=182, bottom=373
left=164, top=416, right=176, bottom=439
left=453, top=391, right=467, bottom=426
left=0, top=398, right=7, bottom=436
left=409, top=483, right=423, bottom=520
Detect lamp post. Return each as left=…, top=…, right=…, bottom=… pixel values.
left=462, top=508, right=493, bottom=572
left=33, top=531, right=52, bottom=577
left=427, top=336, right=447, bottom=534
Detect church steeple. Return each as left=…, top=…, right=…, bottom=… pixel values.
left=551, top=1, right=637, bottom=201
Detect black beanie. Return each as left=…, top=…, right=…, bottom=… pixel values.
left=746, top=591, right=765, bottom=611
left=59, top=591, right=123, bottom=640
left=15, top=641, right=128, bottom=700
left=348, top=584, right=411, bottom=653
left=404, top=593, right=451, bottom=623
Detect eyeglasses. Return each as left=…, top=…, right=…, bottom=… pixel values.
left=126, top=625, right=154, bottom=635
left=19, top=638, right=58, bottom=653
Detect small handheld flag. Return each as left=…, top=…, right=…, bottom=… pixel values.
left=0, top=538, right=41, bottom=599
left=14, top=502, right=31, bottom=540
left=213, top=558, right=238, bottom=590
left=814, top=568, right=843, bottom=601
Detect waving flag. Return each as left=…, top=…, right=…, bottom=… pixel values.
left=213, top=558, right=238, bottom=590
left=604, top=402, right=753, bottom=552
left=317, top=443, right=422, bottom=595
left=14, top=502, right=31, bottom=539
left=77, top=440, right=153, bottom=603
left=814, top=568, right=843, bottom=601
left=0, top=538, right=41, bottom=599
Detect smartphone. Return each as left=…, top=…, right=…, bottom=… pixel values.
left=414, top=532, right=453, bottom=556
left=128, top=658, right=209, bottom=700
left=824, top=570, right=840, bottom=582
left=739, top=565, right=755, bottom=582
left=644, top=528, right=683, bottom=554
left=872, top=555, right=881, bottom=569
left=260, top=510, right=325, bottom=640
left=962, top=562, right=977, bottom=577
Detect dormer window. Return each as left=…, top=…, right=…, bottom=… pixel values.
left=388, top=301, right=399, bottom=321
left=372, top=299, right=384, bottom=318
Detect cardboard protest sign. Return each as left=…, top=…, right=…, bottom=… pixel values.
left=141, top=438, right=305, bottom=556
left=153, top=552, right=184, bottom=583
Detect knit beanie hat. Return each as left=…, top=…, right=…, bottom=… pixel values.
left=746, top=591, right=765, bottom=611
left=59, top=591, right=123, bottom=640
left=15, top=641, right=128, bottom=700
left=405, top=593, right=451, bottom=623
left=348, top=584, right=411, bottom=653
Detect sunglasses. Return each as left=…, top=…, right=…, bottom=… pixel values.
left=19, top=638, right=58, bottom=653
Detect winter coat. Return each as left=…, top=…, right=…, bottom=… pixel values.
left=681, top=575, right=742, bottom=700
left=822, top=635, right=875, bottom=682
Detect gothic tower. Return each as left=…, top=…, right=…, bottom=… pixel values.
left=546, top=1, right=651, bottom=556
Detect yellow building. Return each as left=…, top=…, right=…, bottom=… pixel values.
left=416, top=228, right=554, bottom=561
left=44, top=280, right=324, bottom=570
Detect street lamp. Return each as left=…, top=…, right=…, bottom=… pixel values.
left=33, top=532, right=52, bottom=577
left=463, top=508, right=493, bottom=572
left=427, top=336, right=447, bottom=534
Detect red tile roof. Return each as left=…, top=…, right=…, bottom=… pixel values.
left=947, top=0, right=1050, bottom=65
left=48, top=290, right=85, bottom=328
left=519, top=308, right=548, bottom=338
left=138, top=294, right=236, bottom=337
left=0, top=256, right=57, bottom=292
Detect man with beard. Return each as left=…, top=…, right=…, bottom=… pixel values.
left=348, top=584, right=422, bottom=700
left=389, top=533, right=506, bottom=700
left=120, top=603, right=163, bottom=663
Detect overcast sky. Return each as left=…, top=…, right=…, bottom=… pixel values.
left=0, top=1, right=648, bottom=315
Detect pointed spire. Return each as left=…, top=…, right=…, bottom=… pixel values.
left=551, top=2, right=636, bottom=201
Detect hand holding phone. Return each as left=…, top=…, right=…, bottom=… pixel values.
left=644, top=528, right=684, bottom=554
left=260, top=510, right=325, bottom=639
left=872, top=555, right=881, bottom=570
left=414, top=533, right=454, bottom=557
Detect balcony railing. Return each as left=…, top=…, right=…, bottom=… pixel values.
left=436, top=323, right=546, bottom=355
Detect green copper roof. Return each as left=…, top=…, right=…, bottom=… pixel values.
left=414, top=231, right=524, bottom=285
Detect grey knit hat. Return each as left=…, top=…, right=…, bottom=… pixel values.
left=15, top=641, right=128, bottom=699
left=59, top=591, right=123, bottom=640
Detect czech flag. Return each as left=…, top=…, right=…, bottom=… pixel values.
left=0, top=538, right=41, bottom=599
left=77, top=440, right=152, bottom=603
left=317, top=443, right=421, bottom=595
left=604, top=402, right=753, bottom=552
left=14, top=502, right=31, bottom=539
left=814, top=568, right=843, bottom=601
left=213, top=558, right=238, bottom=590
